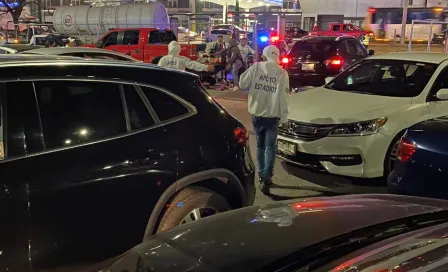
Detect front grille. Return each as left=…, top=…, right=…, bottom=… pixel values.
left=278, top=120, right=335, bottom=141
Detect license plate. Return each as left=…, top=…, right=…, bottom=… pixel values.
left=302, top=63, right=315, bottom=71
left=277, top=139, right=296, bottom=155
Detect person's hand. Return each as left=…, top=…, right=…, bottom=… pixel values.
left=207, top=65, right=215, bottom=72
left=279, top=121, right=288, bottom=128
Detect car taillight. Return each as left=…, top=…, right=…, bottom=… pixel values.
left=281, top=57, right=290, bottom=64
left=234, top=127, right=248, bottom=146
left=396, top=138, right=416, bottom=164
left=270, top=36, right=279, bottom=43
left=324, top=56, right=343, bottom=69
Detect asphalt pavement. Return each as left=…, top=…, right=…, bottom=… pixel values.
left=208, top=88, right=387, bottom=205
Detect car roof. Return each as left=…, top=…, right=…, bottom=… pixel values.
left=300, top=35, right=355, bottom=42
left=0, top=54, right=199, bottom=77
left=368, top=52, right=448, bottom=64
left=23, top=47, right=130, bottom=55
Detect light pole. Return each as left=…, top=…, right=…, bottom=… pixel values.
left=400, top=0, right=409, bottom=44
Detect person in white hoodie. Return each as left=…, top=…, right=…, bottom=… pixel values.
left=158, top=41, right=214, bottom=72
left=239, top=45, right=289, bottom=193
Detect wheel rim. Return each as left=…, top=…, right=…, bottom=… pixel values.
left=388, top=141, right=399, bottom=173
left=179, top=207, right=219, bottom=225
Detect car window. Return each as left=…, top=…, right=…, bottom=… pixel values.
left=5, top=82, right=44, bottom=157
left=291, top=40, right=335, bottom=56
left=122, top=30, right=140, bottom=45
left=140, top=86, right=189, bottom=121
left=148, top=30, right=177, bottom=44
left=332, top=25, right=341, bottom=31
left=338, top=41, right=348, bottom=53
left=327, top=59, right=437, bottom=97
left=347, top=40, right=366, bottom=56
left=103, top=32, right=119, bottom=47
left=123, top=84, right=155, bottom=130
left=34, top=81, right=127, bottom=149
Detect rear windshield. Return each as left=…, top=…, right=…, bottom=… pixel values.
left=291, top=40, right=335, bottom=55
left=148, top=31, right=177, bottom=44
left=326, top=59, right=438, bottom=97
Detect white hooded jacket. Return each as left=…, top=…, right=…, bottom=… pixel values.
left=239, top=45, right=289, bottom=123
left=158, top=41, right=208, bottom=71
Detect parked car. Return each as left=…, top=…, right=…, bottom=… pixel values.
left=0, top=55, right=255, bottom=271
left=310, top=23, right=373, bottom=48
left=388, top=117, right=448, bottom=199
left=29, top=33, right=83, bottom=47
left=21, top=47, right=139, bottom=61
left=277, top=52, right=447, bottom=179
left=281, top=36, right=372, bottom=87
left=0, top=44, right=43, bottom=54
left=92, top=28, right=198, bottom=64
left=177, top=26, right=199, bottom=41
left=95, top=194, right=448, bottom=272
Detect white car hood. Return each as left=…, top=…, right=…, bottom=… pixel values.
left=288, top=88, right=413, bottom=125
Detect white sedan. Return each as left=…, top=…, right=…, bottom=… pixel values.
left=277, top=52, right=448, bottom=178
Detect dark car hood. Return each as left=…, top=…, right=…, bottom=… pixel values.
left=104, top=194, right=448, bottom=272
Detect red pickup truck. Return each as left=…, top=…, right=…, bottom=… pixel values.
left=92, top=28, right=197, bottom=64
left=310, top=23, right=373, bottom=47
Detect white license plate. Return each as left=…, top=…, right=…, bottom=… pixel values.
left=277, top=140, right=296, bottom=155
left=301, top=63, right=315, bottom=71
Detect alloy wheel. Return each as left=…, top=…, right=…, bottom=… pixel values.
left=179, top=207, right=219, bottom=225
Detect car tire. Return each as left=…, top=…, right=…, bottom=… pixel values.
left=383, top=132, right=405, bottom=178
left=156, top=186, right=231, bottom=233
left=151, top=56, right=162, bottom=65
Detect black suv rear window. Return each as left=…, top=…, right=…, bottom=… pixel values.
left=291, top=40, right=335, bottom=55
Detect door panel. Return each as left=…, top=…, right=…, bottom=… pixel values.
left=0, top=80, right=176, bottom=270
left=0, top=82, right=34, bottom=270
left=122, top=30, right=143, bottom=60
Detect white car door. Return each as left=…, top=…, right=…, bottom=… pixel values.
left=427, top=64, right=448, bottom=118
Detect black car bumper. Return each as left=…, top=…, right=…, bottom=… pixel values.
left=289, top=73, right=327, bottom=87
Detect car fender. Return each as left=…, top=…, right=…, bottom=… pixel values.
left=142, top=168, right=245, bottom=240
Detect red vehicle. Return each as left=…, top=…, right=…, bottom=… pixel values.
left=310, top=23, right=373, bottom=47
left=91, top=28, right=197, bottom=64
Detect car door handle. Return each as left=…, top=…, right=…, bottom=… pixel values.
left=135, top=49, right=140, bottom=53
left=0, top=184, right=9, bottom=199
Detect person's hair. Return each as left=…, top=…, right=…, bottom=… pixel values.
left=241, top=37, right=247, bottom=41
left=217, top=35, right=223, bottom=37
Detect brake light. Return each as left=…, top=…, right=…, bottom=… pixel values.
left=281, top=57, right=290, bottom=64
left=324, top=56, right=343, bottom=68
left=270, top=36, right=279, bottom=43
left=368, top=7, right=376, bottom=13
left=234, top=127, right=248, bottom=146
left=396, top=138, right=416, bottom=164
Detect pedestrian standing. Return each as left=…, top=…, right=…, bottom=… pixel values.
left=238, top=37, right=255, bottom=70
left=226, top=38, right=244, bottom=91
left=239, top=45, right=289, bottom=193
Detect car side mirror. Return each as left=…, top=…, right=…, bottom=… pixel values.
left=368, top=49, right=375, bottom=56
left=325, top=77, right=335, bottom=84
left=436, top=88, right=448, bottom=100
left=95, top=40, right=103, bottom=48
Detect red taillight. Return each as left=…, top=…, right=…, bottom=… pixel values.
left=281, top=57, right=289, bottom=64
left=234, top=127, right=248, bottom=146
left=396, top=138, right=416, bottom=164
left=270, top=36, right=279, bottom=43
left=324, top=56, right=343, bottom=69
left=368, top=7, right=376, bottom=13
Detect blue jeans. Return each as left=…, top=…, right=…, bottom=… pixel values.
left=252, top=116, right=279, bottom=180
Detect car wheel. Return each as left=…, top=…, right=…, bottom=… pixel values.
left=384, top=133, right=404, bottom=177
left=156, top=186, right=231, bottom=233
left=151, top=56, right=162, bottom=64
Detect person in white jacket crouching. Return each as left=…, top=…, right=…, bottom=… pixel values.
left=239, top=45, right=289, bottom=193
left=158, top=41, right=214, bottom=72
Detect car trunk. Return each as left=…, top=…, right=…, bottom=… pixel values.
left=289, top=49, right=337, bottom=75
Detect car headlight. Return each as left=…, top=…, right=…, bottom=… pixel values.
left=329, top=117, right=388, bottom=136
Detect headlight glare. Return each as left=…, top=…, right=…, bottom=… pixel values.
left=330, top=117, right=388, bottom=136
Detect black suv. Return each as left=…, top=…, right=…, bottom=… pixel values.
left=1, top=55, right=255, bottom=271
left=282, top=36, right=372, bottom=88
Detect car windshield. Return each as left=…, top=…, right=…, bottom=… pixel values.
left=353, top=25, right=363, bottom=31
left=326, top=59, right=438, bottom=97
